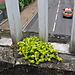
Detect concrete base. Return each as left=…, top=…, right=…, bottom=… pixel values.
left=51, top=42, right=70, bottom=54
left=0, top=36, right=70, bottom=54
left=0, top=36, right=12, bottom=46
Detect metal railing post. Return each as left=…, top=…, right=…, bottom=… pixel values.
left=5, top=0, right=23, bottom=44
left=37, top=0, right=48, bottom=42
left=70, top=0, right=75, bottom=53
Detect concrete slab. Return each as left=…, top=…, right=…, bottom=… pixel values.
left=0, top=36, right=12, bottom=46
left=51, top=42, right=70, bottom=54
left=0, top=36, right=70, bottom=54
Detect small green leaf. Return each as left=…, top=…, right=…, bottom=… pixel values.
left=18, top=52, right=22, bottom=55
left=29, top=60, right=35, bottom=63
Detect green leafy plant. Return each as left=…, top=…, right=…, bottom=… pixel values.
left=19, top=0, right=35, bottom=11
left=17, top=36, right=62, bottom=64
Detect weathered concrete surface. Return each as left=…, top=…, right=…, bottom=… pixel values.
left=0, top=31, right=75, bottom=74
left=0, top=65, right=75, bottom=75
left=0, top=36, right=12, bottom=46
left=0, top=47, right=15, bottom=72
left=0, top=47, right=15, bottom=63
left=15, top=53, right=75, bottom=72
left=51, top=42, right=70, bottom=54
left=0, top=61, right=13, bottom=72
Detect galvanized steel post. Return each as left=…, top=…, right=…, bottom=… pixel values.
left=5, top=0, right=23, bottom=44
left=37, top=0, right=48, bottom=42
left=70, top=0, right=75, bottom=53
